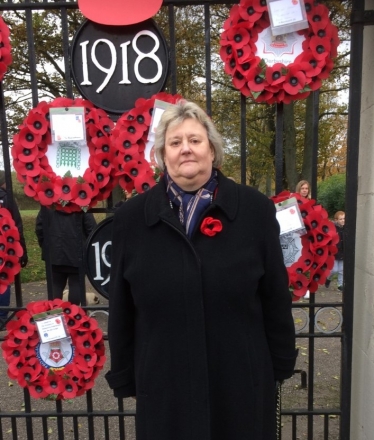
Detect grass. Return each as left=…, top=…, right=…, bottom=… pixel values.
left=19, top=211, right=107, bottom=284
left=20, top=212, right=45, bottom=283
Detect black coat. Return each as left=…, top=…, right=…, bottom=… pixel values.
left=105, top=171, right=297, bottom=440
left=35, top=208, right=96, bottom=267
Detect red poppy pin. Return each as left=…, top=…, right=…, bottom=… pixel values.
left=200, top=217, right=223, bottom=237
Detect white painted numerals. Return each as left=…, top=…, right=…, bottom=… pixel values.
left=91, top=240, right=111, bottom=286
left=80, top=30, right=163, bottom=93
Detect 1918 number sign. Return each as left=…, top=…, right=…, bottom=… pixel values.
left=71, top=19, right=169, bottom=114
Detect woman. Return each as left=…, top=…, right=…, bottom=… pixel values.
left=295, top=179, right=311, bottom=199
left=105, top=101, right=297, bottom=440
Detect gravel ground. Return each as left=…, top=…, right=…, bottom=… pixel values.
left=0, top=279, right=343, bottom=439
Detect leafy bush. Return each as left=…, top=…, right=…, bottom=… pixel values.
left=317, top=173, right=346, bottom=217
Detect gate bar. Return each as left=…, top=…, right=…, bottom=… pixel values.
left=340, top=1, right=365, bottom=439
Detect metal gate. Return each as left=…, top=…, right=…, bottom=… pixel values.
left=0, top=0, right=367, bottom=438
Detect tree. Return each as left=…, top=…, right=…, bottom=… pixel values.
left=1, top=2, right=351, bottom=196
left=317, top=173, right=346, bottom=216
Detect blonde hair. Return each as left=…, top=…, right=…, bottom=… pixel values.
left=154, top=100, right=224, bottom=171
left=295, top=180, right=311, bottom=199
left=334, top=211, right=345, bottom=220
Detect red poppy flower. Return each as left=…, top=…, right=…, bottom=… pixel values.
left=0, top=17, right=12, bottom=81
left=1, top=255, right=21, bottom=283
left=28, top=382, right=50, bottom=399
left=225, top=27, right=251, bottom=50
left=7, top=359, right=26, bottom=379
left=44, top=373, right=64, bottom=395
left=238, top=2, right=263, bottom=23
left=18, top=126, right=42, bottom=149
left=134, top=171, right=156, bottom=193
left=90, top=135, right=114, bottom=156
left=26, top=112, right=49, bottom=136
left=265, top=63, right=286, bottom=86
left=36, top=177, right=62, bottom=205
left=309, top=36, right=331, bottom=61
left=17, top=364, right=44, bottom=388
left=289, top=272, right=309, bottom=298
left=70, top=182, right=93, bottom=207
left=317, top=58, right=334, bottom=80
left=128, top=104, right=152, bottom=127
left=200, top=217, right=223, bottom=237
left=283, top=65, right=307, bottom=95
left=118, top=175, right=135, bottom=193
left=247, top=64, right=268, bottom=92
left=307, top=3, right=329, bottom=35
left=59, top=176, right=75, bottom=202
left=26, top=300, right=52, bottom=315
left=59, top=377, right=78, bottom=399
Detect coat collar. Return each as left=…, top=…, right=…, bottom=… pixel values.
left=144, top=169, right=239, bottom=227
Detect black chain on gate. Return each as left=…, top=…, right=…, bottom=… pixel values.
left=276, top=381, right=282, bottom=440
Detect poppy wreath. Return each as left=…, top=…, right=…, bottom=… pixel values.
left=0, top=206, right=23, bottom=294
left=0, top=16, right=12, bottom=81
left=219, top=0, right=340, bottom=104
left=12, top=97, right=118, bottom=213
left=112, top=92, right=182, bottom=194
left=271, top=191, right=339, bottom=300
left=1, top=299, right=106, bottom=400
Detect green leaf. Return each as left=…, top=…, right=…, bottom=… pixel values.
left=299, top=84, right=312, bottom=93
left=259, top=59, right=267, bottom=69
left=251, top=91, right=262, bottom=99
left=40, top=175, right=50, bottom=183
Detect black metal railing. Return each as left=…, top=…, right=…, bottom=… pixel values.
left=0, top=1, right=359, bottom=439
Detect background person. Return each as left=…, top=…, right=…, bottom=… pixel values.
left=295, top=179, right=312, bottom=298
left=325, top=210, right=345, bottom=292
left=295, top=179, right=311, bottom=199
left=35, top=207, right=96, bottom=305
left=105, top=100, right=297, bottom=440
left=0, top=171, right=28, bottom=327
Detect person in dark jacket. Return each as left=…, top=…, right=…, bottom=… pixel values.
left=0, top=171, right=28, bottom=327
left=35, top=208, right=96, bottom=304
left=105, top=100, right=297, bottom=440
left=325, top=210, right=345, bottom=291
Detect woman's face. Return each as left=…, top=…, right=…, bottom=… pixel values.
left=163, top=118, right=214, bottom=191
left=299, top=184, right=309, bottom=198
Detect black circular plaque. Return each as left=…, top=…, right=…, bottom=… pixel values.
left=85, top=216, right=113, bottom=299
left=71, top=19, right=169, bottom=114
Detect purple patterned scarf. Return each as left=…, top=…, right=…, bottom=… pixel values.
left=166, top=169, right=218, bottom=237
